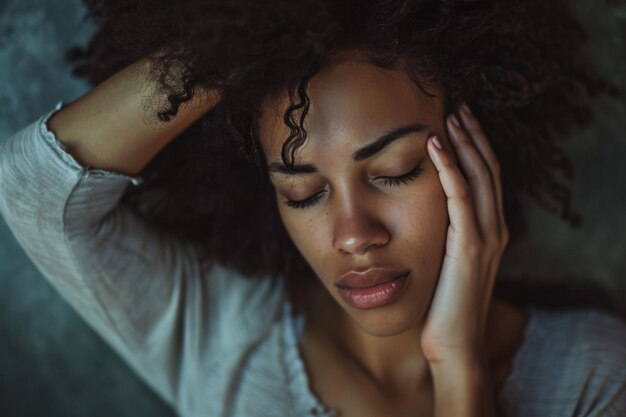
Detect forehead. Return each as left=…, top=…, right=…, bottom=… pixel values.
left=258, top=58, right=443, bottom=162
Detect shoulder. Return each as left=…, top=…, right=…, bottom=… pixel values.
left=201, top=263, right=286, bottom=340
left=527, top=307, right=626, bottom=365
left=499, top=306, right=626, bottom=417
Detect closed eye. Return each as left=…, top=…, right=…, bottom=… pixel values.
left=285, top=190, right=326, bottom=209
left=284, top=162, right=424, bottom=210
left=377, top=162, right=424, bottom=187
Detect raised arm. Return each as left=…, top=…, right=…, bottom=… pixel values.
left=47, top=58, right=220, bottom=176
left=0, top=60, right=284, bottom=410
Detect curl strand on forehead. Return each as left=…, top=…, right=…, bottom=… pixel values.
left=274, top=49, right=442, bottom=170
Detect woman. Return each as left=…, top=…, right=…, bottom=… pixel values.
left=1, top=0, right=625, bottom=416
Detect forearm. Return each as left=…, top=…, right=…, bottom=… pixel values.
left=47, top=59, right=219, bottom=176
left=430, top=356, right=498, bottom=417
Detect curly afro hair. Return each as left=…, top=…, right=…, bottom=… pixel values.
left=66, top=0, right=622, bottom=291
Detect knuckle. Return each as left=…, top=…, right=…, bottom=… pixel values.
left=492, top=159, right=501, bottom=174
left=501, top=227, right=510, bottom=245
left=473, top=126, right=486, bottom=138
left=439, top=152, right=456, bottom=169
left=487, top=231, right=509, bottom=255
left=482, top=234, right=496, bottom=249
left=465, top=120, right=478, bottom=133
left=456, top=130, right=471, bottom=144
left=456, top=185, right=472, bottom=201
left=464, top=240, right=483, bottom=260
left=441, top=154, right=456, bottom=168
left=466, top=121, right=482, bottom=136
left=485, top=235, right=501, bottom=253
left=475, top=164, right=491, bottom=181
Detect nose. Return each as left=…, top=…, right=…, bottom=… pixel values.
left=332, top=200, right=391, bottom=255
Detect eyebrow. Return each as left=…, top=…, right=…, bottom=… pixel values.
left=268, top=123, right=428, bottom=176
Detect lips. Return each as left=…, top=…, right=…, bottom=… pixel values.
left=336, top=267, right=409, bottom=289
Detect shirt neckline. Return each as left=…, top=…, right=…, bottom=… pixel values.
left=281, top=298, right=539, bottom=416
left=281, top=299, right=338, bottom=417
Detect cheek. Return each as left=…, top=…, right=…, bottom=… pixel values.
left=277, top=204, right=327, bottom=265
left=389, top=182, right=448, bottom=266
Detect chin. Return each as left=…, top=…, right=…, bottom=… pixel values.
left=352, top=309, right=424, bottom=338
left=342, top=292, right=429, bottom=338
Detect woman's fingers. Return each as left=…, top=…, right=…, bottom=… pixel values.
left=446, top=110, right=499, bottom=242
left=451, top=103, right=507, bottom=321
left=457, top=104, right=507, bottom=244
left=427, top=135, right=481, bottom=252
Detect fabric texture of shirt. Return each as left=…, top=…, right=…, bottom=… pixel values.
left=1, top=102, right=625, bottom=417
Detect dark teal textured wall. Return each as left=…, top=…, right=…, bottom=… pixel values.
left=0, top=1, right=624, bottom=417
left=0, top=1, right=175, bottom=416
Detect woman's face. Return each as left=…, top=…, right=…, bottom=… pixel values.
left=258, top=58, right=451, bottom=337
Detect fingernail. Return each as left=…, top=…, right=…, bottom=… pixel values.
left=431, top=135, right=442, bottom=150
left=449, top=114, right=461, bottom=129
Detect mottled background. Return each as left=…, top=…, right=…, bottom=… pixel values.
left=0, top=0, right=624, bottom=416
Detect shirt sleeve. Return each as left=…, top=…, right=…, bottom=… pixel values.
left=499, top=307, right=626, bottom=417
left=0, top=102, right=285, bottom=409
left=569, top=310, right=626, bottom=417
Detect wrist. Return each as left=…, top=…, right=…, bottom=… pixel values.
left=430, top=355, right=497, bottom=417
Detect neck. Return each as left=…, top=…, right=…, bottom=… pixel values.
left=299, top=279, right=433, bottom=396
left=336, top=311, right=433, bottom=395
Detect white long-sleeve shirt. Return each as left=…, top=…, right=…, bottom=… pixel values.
left=1, top=102, right=625, bottom=417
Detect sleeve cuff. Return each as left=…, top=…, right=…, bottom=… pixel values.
left=40, top=101, right=145, bottom=187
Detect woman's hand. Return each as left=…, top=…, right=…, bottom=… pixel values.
left=421, top=103, right=508, bottom=416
